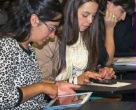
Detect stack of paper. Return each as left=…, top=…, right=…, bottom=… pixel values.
left=113, top=57, right=136, bottom=66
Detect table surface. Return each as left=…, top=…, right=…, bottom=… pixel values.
left=113, top=65, right=135, bottom=71
left=74, top=80, right=135, bottom=96
left=78, top=102, right=135, bottom=110
left=113, top=57, right=135, bottom=71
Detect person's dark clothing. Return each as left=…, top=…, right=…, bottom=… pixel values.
left=132, top=12, right=136, bottom=28
left=114, top=15, right=135, bottom=54
left=98, top=36, right=109, bottom=66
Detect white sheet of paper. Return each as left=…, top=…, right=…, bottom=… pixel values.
left=113, top=57, right=136, bottom=66
left=116, top=57, right=135, bottom=62
left=87, top=82, right=131, bottom=87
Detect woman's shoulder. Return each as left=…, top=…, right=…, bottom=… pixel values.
left=0, top=36, right=16, bottom=42
left=0, top=36, right=18, bottom=49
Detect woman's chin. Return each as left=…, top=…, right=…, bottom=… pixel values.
left=80, top=27, right=88, bottom=32
left=36, top=41, right=45, bottom=46
left=80, top=29, right=85, bottom=32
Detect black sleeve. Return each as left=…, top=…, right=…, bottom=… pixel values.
left=97, top=37, right=109, bottom=66
left=114, top=15, right=132, bottom=53
left=114, top=15, right=135, bottom=53
left=15, top=87, right=23, bottom=107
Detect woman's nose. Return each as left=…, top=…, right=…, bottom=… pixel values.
left=87, top=16, right=93, bottom=24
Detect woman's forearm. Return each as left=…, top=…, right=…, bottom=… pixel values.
left=20, top=82, right=44, bottom=103
left=105, top=28, right=115, bottom=66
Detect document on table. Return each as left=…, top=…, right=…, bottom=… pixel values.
left=113, top=57, right=136, bottom=66
left=87, top=82, right=131, bottom=87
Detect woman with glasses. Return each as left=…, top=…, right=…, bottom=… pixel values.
left=0, top=0, right=80, bottom=109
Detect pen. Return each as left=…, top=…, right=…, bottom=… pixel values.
left=98, top=10, right=105, bottom=16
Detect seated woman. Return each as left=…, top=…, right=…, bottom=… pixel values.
left=100, top=0, right=134, bottom=65
left=0, top=0, right=80, bottom=109
left=114, top=14, right=135, bottom=56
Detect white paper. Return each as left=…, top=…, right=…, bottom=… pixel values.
left=113, top=57, right=136, bottom=66
left=87, top=82, right=131, bottom=87
left=116, top=57, right=135, bottom=62
left=113, top=62, right=135, bottom=66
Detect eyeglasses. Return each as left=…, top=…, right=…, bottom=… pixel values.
left=42, top=22, right=57, bottom=33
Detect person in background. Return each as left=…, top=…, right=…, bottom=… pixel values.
left=34, top=0, right=116, bottom=85
left=110, top=0, right=136, bottom=102
left=0, top=0, right=80, bottom=109
left=99, top=0, right=135, bottom=60
left=114, top=14, right=135, bottom=55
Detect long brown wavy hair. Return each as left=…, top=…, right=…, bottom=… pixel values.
left=58, top=0, right=100, bottom=73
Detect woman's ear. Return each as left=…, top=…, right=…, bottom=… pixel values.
left=30, top=14, right=40, bottom=27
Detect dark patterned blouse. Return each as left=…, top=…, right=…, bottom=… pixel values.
left=0, top=37, right=46, bottom=110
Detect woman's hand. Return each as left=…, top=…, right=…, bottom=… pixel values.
left=77, top=71, right=102, bottom=84
left=56, top=82, right=81, bottom=105
left=42, top=82, right=58, bottom=99
left=104, top=10, right=117, bottom=30
left=99, top=67, right=116, bottom=79
left=56, top=82, right=80, bottom=96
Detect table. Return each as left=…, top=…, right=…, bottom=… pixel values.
left=113, top=57, right=135, bottom=79
left=113, top=65, right=135, bottom=80
left=113, top=65, right=135, bottom=72
left=78, top=102, right=135, bottom=110
left=74, top=80, right=135, bottom=96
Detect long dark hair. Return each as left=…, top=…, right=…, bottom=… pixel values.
left=59, top=0, right=100, bottom=72
left=1, top=0, right=63, bottom=42
left=100, top=0, right=134, bottom=15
